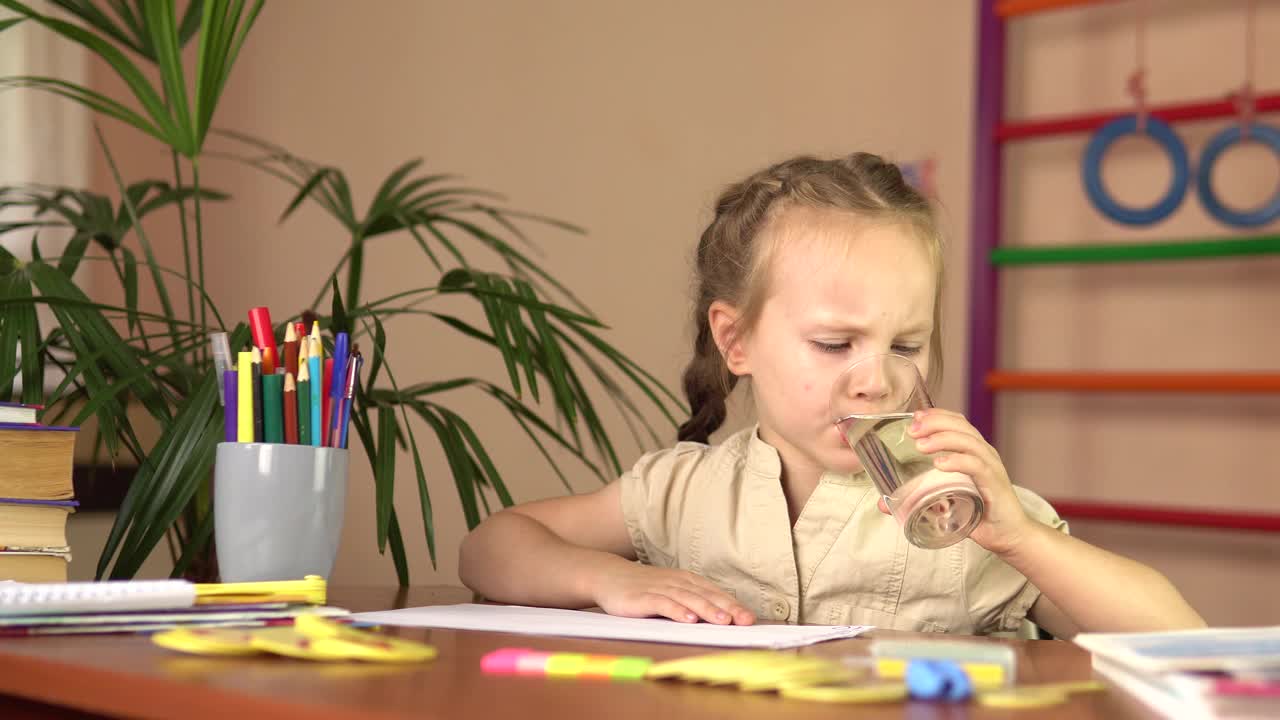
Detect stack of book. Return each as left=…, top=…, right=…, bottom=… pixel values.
left=0, top=402, right=78, bottom=582
left=1075, top=626, right=1280, bottom=719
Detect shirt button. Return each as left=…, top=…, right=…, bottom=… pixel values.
left=772, top=598, right=790, bottom=620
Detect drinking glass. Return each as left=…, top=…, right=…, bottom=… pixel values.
left=830, top=354, right=983, bottom=549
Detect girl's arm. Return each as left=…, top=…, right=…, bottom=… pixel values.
left=908, top=409, right=1205, bottom=638
left=458, top=482, right=755, bottom=625
left=1008, top=523, right=1205, bottom=639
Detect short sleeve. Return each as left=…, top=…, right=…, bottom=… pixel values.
left=964, top=487, right=1070, bottom=634
left=617, top=442, right=711, bottom=568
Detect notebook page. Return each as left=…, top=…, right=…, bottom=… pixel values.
left=352, top=603, right=872, bottom=649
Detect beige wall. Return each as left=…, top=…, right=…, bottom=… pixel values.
left=70, top=1, right=1277, bottom=625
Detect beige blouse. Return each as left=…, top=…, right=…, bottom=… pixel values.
left=619, top=426, right=1068, bottom=634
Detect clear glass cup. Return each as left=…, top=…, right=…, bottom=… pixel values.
left=830, top=353, right=983, bottom=549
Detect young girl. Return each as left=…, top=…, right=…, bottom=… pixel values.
left=459, top=153, right=1205, bottom=637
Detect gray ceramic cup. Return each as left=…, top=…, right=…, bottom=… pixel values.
left=214, top=442, right=347, bottom=582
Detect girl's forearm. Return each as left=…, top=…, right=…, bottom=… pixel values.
left=458, top=511, right=629, bottom=608
left=1003, top=522, right=1206, bottom=633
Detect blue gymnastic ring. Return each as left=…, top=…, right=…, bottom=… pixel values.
left=1196, top=123, right=1280, bottom=228
left=1082, top=115, right=1190, bottom=226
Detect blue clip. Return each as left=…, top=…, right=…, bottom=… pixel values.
left=905, top=659, right=973, bottom=702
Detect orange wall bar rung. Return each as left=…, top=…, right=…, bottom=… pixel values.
left=986, top=371, right=1280, bottom=393
left=1048, top=500, right=1280, bottom=533
left=996, top=0, right=1110, bottom=18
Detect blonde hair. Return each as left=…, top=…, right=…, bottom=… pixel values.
left=677, top=152, right=944, bottom=444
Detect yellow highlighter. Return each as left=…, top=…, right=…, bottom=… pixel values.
left=194, top=575, right=327, bottom=606
left=237, top=350, right=254, bottom=442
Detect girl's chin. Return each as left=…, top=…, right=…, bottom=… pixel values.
left=824, top=447, right=864, bottom=474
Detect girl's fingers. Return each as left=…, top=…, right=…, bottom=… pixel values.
left=679, top=575, right=751, bottom=621
left=910, top=410, right=986, bottom=441
left=933, top=452, right=987, bottom=484
left=642, top=593, right=700, bottom=623
left=664, top=587, right=734, bottom=624
left=916, top=430, right=1000, bottom=465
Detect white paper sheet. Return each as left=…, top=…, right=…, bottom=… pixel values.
left=351, top=603, right=872, bottom=649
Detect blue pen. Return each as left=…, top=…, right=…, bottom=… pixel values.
left=338, top=352, right=362, bottom=449
left=328, top=332, right=349, bottom=446
left=308, top=336, right=323, bottom=446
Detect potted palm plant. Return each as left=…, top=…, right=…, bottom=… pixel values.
left=0, top=0, right=682, bottom=582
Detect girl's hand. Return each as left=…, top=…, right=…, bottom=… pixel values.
left=589, top=563, right=756, bottom=625
left=904, top=408, right=1033, bottom=556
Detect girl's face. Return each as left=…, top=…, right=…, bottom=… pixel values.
left=731, top=207, right=937, bottom=477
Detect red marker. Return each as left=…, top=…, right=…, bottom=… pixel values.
left=248, top=307, right=279, bottom=374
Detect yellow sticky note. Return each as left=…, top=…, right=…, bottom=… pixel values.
left=293, top=614, right=437, bottom=663
left=152, top=627, right=263, bottom=657
left=249, top=627, right=352, bottom=661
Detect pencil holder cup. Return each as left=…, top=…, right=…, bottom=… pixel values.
left=214, top=442, right=348, bottom=582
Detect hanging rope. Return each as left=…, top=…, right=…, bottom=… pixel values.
left=1127, top=0, right=1149, bottom=132
left=1230, top=0, right=1258, bottom=138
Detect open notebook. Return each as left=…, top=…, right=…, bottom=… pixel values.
left=352, top=604, right=872, bottom=649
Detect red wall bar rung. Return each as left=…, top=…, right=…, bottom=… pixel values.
left=998, top=93, right=1280, bottom=142
left=986, top=371, right=1280, bottom=393
left=1049, top=499, right=1280, bottom=533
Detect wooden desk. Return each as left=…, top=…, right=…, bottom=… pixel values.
left=0, top=586, right=1154, bottom=719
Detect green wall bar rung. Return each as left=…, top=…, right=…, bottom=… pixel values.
left=991, top=234, right=1280, bottom=266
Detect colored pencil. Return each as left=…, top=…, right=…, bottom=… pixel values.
left=262, top=373, right=283, bottom=443
left=283, top=372, right=298, bottom=444
left=308, top=336, right=323, bottom=446
left=283, top=323, right=300, bottom=379
left=298, top=364, right=311, bottom=447
left=237, top=351, right=254, bottom=442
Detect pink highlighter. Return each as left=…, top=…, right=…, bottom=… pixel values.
left=480, top=647, right=651, bottom=681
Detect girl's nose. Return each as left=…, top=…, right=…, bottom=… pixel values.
left=849, top=356, right=893, bottom=402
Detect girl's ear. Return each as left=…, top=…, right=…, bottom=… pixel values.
left=708, top=300, right=750, bottom=376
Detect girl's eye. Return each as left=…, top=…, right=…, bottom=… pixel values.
left=811, top=341, right=850, bottom=354
left=892, top=345, right=923, bottom=356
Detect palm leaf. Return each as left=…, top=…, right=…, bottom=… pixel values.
left=102, top=372, right=220, bottom=578
left=351, top=315, right=437, bottom=568
left=0, top=76, right=167, bottom=142
left=373, top=405, right=397, bottom=554
left=193, top=0, right=262, bottom=148
left=48, top=0, right=150, bottom=59
left=0, top=253, right=42, bottom=403
left=386, top=509, right=410, bottom=585
left=0, top=0, right=184, bottom=149
left=413, top=404, right=481, bottom=530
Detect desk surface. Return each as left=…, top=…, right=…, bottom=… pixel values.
left=0, top=585, right=1155, bottom=720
